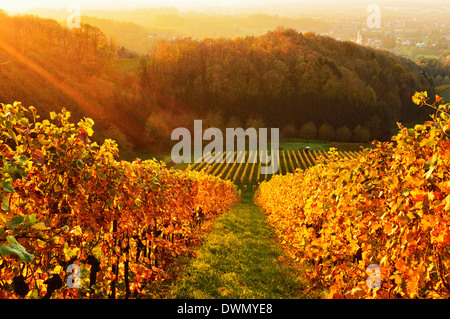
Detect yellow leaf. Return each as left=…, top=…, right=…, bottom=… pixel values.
left=70, top=225, right=83, bottom=236
left=53, top=236, right=65, bottom=245
left=380, top=255, right=388, bottom=267
left=410, top=189, right=427, bottom=202
left=53, top=265, right=63, bottom=273
left=444, top=195, right=450, bottom=212
left=31, top=222, right=50, bottom=231
left=390, top=274, right=403, bottom=286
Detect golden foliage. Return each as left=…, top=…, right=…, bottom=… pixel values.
left=255, top=93, right=450, bottom=299
left=0, top=101, right=239, bottom=298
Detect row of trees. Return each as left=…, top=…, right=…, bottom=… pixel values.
left=285, top=122, right=371, bottom=143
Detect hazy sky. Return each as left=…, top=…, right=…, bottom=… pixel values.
left=1, top=0, right=448, bottom=13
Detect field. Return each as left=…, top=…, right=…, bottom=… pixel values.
left=438, top=87, right=450, bottom=102
left=186, top=149, right=361, bottom=188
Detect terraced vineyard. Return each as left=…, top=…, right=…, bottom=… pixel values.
left=186, top=149, right=361, bottom=188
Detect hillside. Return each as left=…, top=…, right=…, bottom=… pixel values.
left=143, top=28, right=436, bottom=143
left=0, top=12, right=440, bottom=159
left=0, top=11, right=172, bottom=159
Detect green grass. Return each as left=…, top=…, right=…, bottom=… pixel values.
left=164, top=193, right=309, bottom=299
left=438, top=88, right=450, bottom=103
left=399, top=45, right=413, bottom=57
left=436, top=84, right=450, bottom=93
left=279, top=138, right=331, bottom=151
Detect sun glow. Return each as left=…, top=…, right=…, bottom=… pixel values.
left=0, top=36, right=105, bottom=119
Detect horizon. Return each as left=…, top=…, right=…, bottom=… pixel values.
left=2, top=0, right=450, bottom=14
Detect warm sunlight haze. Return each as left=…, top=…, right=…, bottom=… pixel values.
left=0, top=0, right=449, bottom=306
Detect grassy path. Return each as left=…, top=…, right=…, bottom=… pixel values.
left=165, top=193, right=308, bottom=299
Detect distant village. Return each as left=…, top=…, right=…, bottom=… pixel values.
left=308, top=6, right=449, bottom=60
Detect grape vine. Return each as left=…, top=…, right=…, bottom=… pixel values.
left=0, top=102, right=239, bottom=298
left=255, top=92, right=450, bottom=299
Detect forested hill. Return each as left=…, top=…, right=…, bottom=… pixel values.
left=0, top=12, right=440, bottom=158
left=144, top=28, right=436, bottom=142
left=0, top=11, right=167, bottom=159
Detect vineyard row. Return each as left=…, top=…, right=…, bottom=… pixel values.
left=187, top=149, right=361, bottom=186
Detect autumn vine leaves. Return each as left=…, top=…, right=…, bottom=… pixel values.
left=255, top=92, right=450, bottom=299
left=1, top=91, right=449, bottom=299
left=0, top=102, right=239, bottom=298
